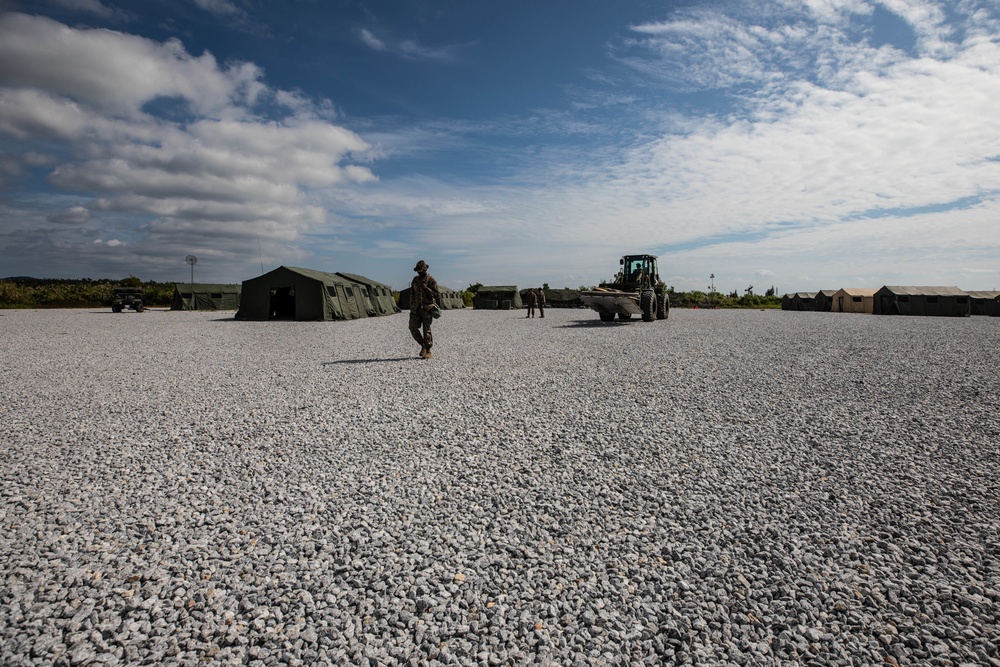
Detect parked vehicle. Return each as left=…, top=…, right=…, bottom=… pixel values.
left=111, top=287, right=144, bottom=313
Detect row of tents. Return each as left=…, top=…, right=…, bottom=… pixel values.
left=781, top=286, right=1000, bottom=317
left=172, top=266, right=471, bottom=321
left=170, top=266, right=401, bottom=321
left=469, top=286, right=585, bottom=310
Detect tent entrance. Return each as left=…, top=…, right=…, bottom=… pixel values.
left=270, top=287, right=295, bottom=320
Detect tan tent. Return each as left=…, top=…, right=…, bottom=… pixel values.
left=831, top=288, right=876, bottom=314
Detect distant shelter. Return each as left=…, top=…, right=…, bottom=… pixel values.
left=831, top=288, right=876, bottom=314
left=474, top=286, right=522, bottom=310
left=967, top=291, right=1000, bottom=317
left=398, top=285, right=465, bottom=310
left=873, top=286, right=970, bottom=317
left=171, top=283, right=241, bottom=311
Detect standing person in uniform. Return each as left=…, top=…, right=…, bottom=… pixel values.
left=409, top=260, right=440, bottom=359
left=538, top=287, right=546, bottom=318
left=525, top=288, right=537, bottom=318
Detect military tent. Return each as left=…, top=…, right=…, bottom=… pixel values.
left=831, top=288, right=876, bottom=314
left=814, top=289, right=837, bottom=312
left=474, top=286, right=522, bottom=310
left=335, top=272, right=400, bottom=316
left=786, top=292, right=818, bottom=311
left=398, top=285, right=465, bottom=310
left=235, top=266, right=389, bottom=321
left=967, top=291, right=1000, bottom=316
left=541, top=288, right=583, bottom=308
left=781, top=294, right=795, bottom=310
left=873, top=286, right=970, bottom=317
left=171, top=283, right=241, bottom=311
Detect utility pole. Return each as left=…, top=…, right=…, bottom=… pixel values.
left=709, top=273, right=715, bottom=294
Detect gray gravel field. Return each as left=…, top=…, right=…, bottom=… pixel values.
left=1, top=306, right=998, bottom=666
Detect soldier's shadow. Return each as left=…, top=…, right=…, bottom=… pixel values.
left=323, top=357, right=416, bottom=365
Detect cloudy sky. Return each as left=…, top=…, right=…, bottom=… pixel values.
left=1, top=0, right=998, bottom=293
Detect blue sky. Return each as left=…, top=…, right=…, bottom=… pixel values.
left=1, top=0, right=999, bottom=293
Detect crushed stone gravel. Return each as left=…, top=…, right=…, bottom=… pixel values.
left=1, top=307, right=998, bottom=666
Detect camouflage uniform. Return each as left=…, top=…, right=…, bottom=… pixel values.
left=409, top=260, right=440, bottom=358
left=538, top=288, right=546, bottom=318
left=525, top=288, right=537, bottom=318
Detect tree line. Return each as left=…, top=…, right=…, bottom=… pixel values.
left=0, top=277, right=174, bottom=308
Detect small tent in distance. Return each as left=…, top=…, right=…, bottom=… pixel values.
left=398, top=285, right=465, bottom=310
left=967, top=291, right=1000, bottom=316
left=236, top=266, right=395, bottom=321
left=474, top=286, right=522, bottom=310
left=171, top=284, right=241, bottom=311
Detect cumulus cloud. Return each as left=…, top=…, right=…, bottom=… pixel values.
left=48, top=205, right=90, bottom=224
left=0, top=12, right=377, bottom=263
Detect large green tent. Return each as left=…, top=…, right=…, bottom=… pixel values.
left=236, top=266, right=393, bottom=321
left=474, top=286, right=522, bottom=310
left=335, top=272, right=400, bottom=316
left=171, top=283, right=241, bottom=311
left=873, top=286, right=970, bottom=317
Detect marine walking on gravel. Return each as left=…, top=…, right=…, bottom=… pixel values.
left=409, top=260, right=441, bottom=359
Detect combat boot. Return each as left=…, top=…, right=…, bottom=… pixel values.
left=423, top=348, right=433, bottom=359
left=418, top=346, right=428, bottom=359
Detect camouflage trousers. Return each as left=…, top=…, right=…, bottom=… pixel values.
left=409, top=309, right=434, bottom=349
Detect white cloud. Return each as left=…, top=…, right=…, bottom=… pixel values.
left=358, top=26, right=459, bottom=61
left=195, top=0, right=243, bottom=17
left=48, top=205, right=90, bottom=224
left=0, top=13, right=264, bottom=118
left=0, top=12, right=377, bottom=258
left=359, top=29, right=387, bottom=52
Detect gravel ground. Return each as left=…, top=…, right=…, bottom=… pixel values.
left=1, top=306, right=998, bottom=667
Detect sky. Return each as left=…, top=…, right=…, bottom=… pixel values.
left=1, top=0, right=998, bottom=293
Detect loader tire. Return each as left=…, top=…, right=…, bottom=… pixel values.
left=657, top=293, right=669, bottom=320
left=641, top=290, right=656, bottom=322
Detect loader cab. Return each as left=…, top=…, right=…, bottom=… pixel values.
left=620, top=254, right=659, bottom=285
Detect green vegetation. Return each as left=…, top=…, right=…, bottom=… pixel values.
left=668, top=290, right=782, bottom=309
left=0, top=277, right=175, bottom=309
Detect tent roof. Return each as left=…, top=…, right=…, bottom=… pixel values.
left=878, top=285, right=966, bottom=296
left=817, top=289, right=837, bottom=297
left=276, top=266, right=354, bottom=285
left=479, top=285, right=518, bottom=292
left=966, top=290, right=1000, bottom=299
left=335, top=272, right=391, bottom=288
left=833, top=288, right=877, bottom=296
left=794, top=292, right=818, bottom=298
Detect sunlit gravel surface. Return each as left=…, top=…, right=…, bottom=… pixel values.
left=1, top=307, right=998, bottom=666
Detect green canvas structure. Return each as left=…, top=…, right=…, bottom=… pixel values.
left=171, top=283, right=241, bottom=311
left=967, top=291, right=1000, bottom=316
left=814, top=289, right=837, bottom=312
left=519, top=287, right=583, bottom=308
left=785, top=292, right=818, bottom=311
left=873, top=286, right=970, bottom=317
left=474, top=286, right=522, bottom=310
left=335, top=272, right=400, bottom=316
left=236, top=266, right=394, bottom=321
left=542, top=288, right=583, bottom=308
left=398, top=285, right=465, bottom=310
